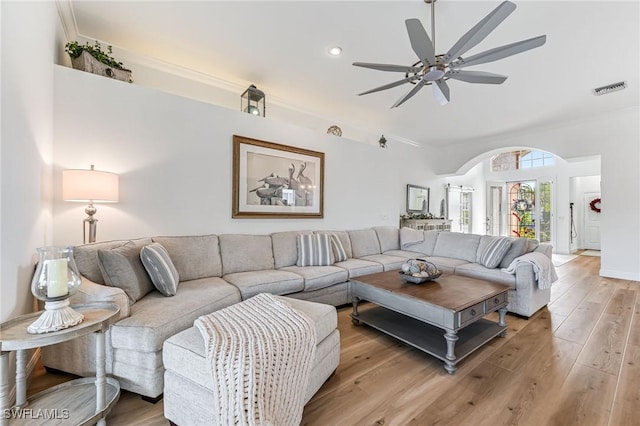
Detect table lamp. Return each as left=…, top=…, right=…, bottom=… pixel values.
left=63, top=165, right=119, bottom=244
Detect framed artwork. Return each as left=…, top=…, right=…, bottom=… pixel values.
left=406, top=184, right=430, bottom=214
left=232, top=135, right=324, bottom=218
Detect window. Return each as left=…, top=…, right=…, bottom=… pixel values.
left=491, top=150, right=555, bottom=172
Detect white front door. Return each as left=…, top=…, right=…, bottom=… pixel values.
left=583, top=192, right=601, bottom=250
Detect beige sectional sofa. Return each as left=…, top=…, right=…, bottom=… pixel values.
left=42, top=226, right=552, bottom=400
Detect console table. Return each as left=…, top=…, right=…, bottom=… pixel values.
left=0, top=303, right=120, bottom=426
left=400, top=218, right=452, bottom=231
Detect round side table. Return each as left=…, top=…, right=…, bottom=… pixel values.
left=0, top=303, right=120, bottom=426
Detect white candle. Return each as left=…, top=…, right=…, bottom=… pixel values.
left=46, top=259, right=69, bottom=298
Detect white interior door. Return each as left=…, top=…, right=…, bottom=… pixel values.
left=486, top=181, right=506, bottom=236
left=583, top=192, right=601, bottom=250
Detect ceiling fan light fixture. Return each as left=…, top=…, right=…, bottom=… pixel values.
left=353, top=0, right=546, bottom=107
left=592, top=81, right=627, bottom=96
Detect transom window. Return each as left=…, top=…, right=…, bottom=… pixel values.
left=491, top=150, right=555, bottom=172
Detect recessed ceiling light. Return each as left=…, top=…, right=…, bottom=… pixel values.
left=328, top=46, right=342, bottom=56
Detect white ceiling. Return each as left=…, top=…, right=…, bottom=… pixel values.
left=68, top=1, right=639, bottom=146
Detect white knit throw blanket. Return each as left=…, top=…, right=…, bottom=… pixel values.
left=194, top=293, right=316, bottom=426
left=501, top=251, right=559, bottom=289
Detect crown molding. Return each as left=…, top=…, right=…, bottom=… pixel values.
left=55, top=0, right=78, bottom=41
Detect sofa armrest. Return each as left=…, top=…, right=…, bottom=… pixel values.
left=70, top=277, right=130, bottom=320
left=534, top=243, right=553, bottom=259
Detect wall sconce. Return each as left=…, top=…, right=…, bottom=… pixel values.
left=379, top=135, right=388, bottom=149
left=62, top=164, right=119, bottom=244
left=241, top=84, right=265, bottom=117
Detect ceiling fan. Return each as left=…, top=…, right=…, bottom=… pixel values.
left=353, top=0, right=546, bottom=106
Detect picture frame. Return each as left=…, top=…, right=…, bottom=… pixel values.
left=232, top=135, right=324, bottom=218
left=406, top=184, right=430, bottom=214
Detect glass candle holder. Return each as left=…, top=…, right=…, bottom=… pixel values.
left=27, top=246, right=84, bottom=334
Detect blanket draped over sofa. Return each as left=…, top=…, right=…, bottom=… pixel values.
left=194, top=293, right=316, bottom=426
left=502, top=251, right=558, bottom=289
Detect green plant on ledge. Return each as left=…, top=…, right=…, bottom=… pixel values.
left=65, top=40, right=129, bottom=70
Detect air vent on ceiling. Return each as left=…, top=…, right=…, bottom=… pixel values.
left=592, top=81, right=627, bottom=96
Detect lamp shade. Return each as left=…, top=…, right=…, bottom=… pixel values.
left=63, top=166, right=119, bottom=203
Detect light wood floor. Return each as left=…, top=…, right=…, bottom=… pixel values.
left=28, top=255, right=639, bottom=425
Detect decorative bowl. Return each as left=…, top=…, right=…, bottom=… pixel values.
left=398, top=271, right=442, bottom=284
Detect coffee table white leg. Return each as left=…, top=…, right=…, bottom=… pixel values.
left=15, top=350, right=27, bottom=409
left=444, top=331, right=458, bottom=374
left=1, top=351, right=9, bottom=426
left=95, top=331, right=106, bottom=426
left=498, top=307, right=507, bottom=337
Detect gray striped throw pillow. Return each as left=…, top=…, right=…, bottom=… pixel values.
left=140, top=243, right=180, bottom=296
left=297, top=233, right=335, bottom=267
left=330, top=233, right=348, bottom=262
left=477, top=236, right=512, bottom=268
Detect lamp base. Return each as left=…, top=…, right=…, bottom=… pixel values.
left=27, top=299, right=84, bottom=334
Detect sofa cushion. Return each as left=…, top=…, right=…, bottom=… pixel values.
left=152, top=235, right=222, bottom=281
left=432, top=232, right=481, bottom=263
left=330, top=234, right=348, bottom=262
left=374, top=226, right=400, bottom=252
left=219, top=234, right=275, bottom=275
left=271, top=230, right=312, bottom=269
left=110, top=277, right=241, bottom=352
left=98, top=241, right=154, bottom=303
left=455, top=263, right=517, bottom=288
left=140, top=243, right=179, bottom=296
left=296, top=233, right=334, bottom=267
left=222, top=270, right=304, bottom=299
left=526, top=239, right=540, bottom=253
left=359, top=254, right=406, bottom=271
left=74, top=239, right=148, bottom=285
left=281, top=265, right=348, bottom=292
left=400, top=227, right=424, bottom=247
left=334, top=258, right=383, bottom=278
left=349, top=229, right=381, bottom=258
left=401, top=230, right=439, bottom=256
left=499, top=238, right=528, bottom=268
left=476, top=236, right=512, bottom=269
left=426, top=257, right=470, bottom=274
left=383, top=249, right=428, bottom=259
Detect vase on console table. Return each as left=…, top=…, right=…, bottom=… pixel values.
left=27, top=246, right=84, bottom=334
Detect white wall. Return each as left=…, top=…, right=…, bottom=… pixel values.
left=1, top=1, right=59, bottom=322
left=52, top=65, right=434, bottom=245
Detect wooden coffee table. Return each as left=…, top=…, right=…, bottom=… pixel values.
left=350, top=271, right=510, bottom=374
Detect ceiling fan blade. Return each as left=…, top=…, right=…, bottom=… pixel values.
left=451, top=35, right=547, bottom=69
left=444, top=1, right=517, bottom=63
left=405, top=19, right=436, bottom=66
left=353, top=62, right=422, bottom=73
left=358, top=75, right=421, bottom=96
left=391, top=79, right=427, bottom=108
left=445, top=70, right=508, bottom=84
left=433, top=79, right=450, bottom=105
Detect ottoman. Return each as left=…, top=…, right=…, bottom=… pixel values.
left=162, top=296, right=340, bottom=425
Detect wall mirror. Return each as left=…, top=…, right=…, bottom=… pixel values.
left=406, top=184, right=430, bottom=214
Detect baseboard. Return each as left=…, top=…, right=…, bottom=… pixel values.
left=600, top=269, right=640, bottom=281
